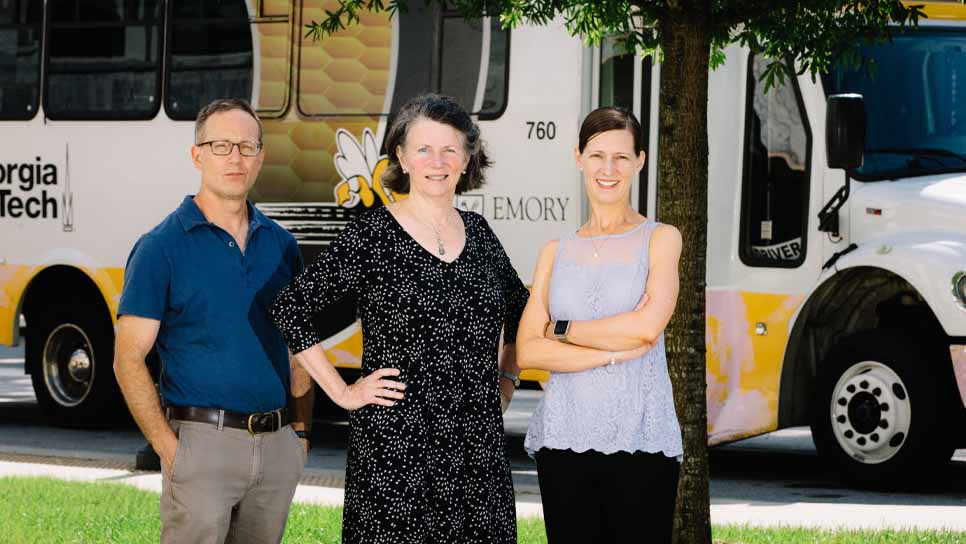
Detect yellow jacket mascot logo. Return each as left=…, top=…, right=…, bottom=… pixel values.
left=333, top=128, right=403, bottom=208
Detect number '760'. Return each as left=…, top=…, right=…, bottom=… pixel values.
left=526, top=121, right=556, bottom=140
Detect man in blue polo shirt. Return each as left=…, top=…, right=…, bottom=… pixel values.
left=114, top=98, right=312, bottom=543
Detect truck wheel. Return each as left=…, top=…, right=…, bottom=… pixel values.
left=811, top=329, right=955, bottom=488
left=28, top=304, right=122, bottom=428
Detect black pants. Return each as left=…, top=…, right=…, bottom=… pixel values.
left=535, top=448, right=680, bottom=544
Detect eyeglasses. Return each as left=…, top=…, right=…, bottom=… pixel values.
left=197, top=140, right=263, bottom=157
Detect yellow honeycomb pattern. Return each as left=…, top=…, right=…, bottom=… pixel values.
left=298, top=0, right=392, bottom=115
left=254, top=0, right=291, bottom=113
left=250, top=0, right=394, bottom=203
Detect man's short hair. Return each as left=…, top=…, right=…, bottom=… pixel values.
left=194, top=99, right=263, bottom=144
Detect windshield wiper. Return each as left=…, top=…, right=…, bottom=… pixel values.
left=865, top=147, right=966, bottom=168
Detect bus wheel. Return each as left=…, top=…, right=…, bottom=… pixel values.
left=28, top=305, right=121, bottom=428
left=811, top=329, right=954, bottom=488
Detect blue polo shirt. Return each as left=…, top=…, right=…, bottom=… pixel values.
left=118, top=196, right=303, bottom=414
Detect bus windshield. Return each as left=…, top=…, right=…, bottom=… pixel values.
left=822, top=29, right=966, bottom=181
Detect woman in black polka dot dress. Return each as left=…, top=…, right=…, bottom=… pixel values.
left=272, top=94, right=528, bottom=543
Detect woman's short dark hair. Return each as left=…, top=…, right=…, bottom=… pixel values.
left=578, top=107, right=643, bottom=154
left=382, top=94, right=490, bottom=194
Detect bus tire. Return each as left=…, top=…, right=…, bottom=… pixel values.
left=27, top=304, right=122, bottom=428
left=810, top=329, right=955, bottom=488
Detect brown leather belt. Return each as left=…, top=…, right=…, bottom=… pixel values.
left=167, top=406, right=290, bottom=434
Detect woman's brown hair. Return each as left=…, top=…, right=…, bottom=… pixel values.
left=382, top=94, right=491, bottom=194
left=578, top=107, right=643, bottom=154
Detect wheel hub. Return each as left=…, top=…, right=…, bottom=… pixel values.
left=42, top=324, right=95, bottom=408
left=67, top=349, right=92, bottom=382
left=830, top=360, right=911, bottom=464
left=847, top=391, right=881, bottom=434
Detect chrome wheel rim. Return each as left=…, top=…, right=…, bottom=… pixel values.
left=830, top=360, right=911, bottom=465
left=42, top=324, right=94, bottom=407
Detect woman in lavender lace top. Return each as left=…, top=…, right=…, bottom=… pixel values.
left=516, top=107, right=683, bottom=543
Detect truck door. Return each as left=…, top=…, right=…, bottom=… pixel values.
left=704, top=51, right=825, bottom=443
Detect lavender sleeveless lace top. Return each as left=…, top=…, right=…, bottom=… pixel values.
left=524, top=220, right=684, bottom=460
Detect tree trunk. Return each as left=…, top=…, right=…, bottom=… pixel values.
left=656, top=7, right=712, bottom=544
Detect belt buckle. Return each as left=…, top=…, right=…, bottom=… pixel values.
left=247, top=410, right=281, bottom=435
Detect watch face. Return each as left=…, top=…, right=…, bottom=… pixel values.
left=553, top=320, right=569, bottom=336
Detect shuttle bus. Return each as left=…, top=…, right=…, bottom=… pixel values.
left=2, top=0, right=965, bottom=485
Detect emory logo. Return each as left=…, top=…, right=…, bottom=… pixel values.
left=0, top=157, right=59, bottom=219
left=333, top=128, right=404, bottom=208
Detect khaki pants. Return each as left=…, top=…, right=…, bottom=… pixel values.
left=160, top=419, right=306, bottom=544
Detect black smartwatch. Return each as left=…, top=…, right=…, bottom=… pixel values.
left=552, top=320, right=571, bottom=341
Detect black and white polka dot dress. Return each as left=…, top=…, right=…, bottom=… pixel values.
left=272, top=206, right=528, bottom=543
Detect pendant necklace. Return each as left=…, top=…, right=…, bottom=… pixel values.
left=417, top=211, right=451, bottom=256
left=590, top=237, right=607, bottom=258
left=585, top=218, right=626, bottom=258
left=433, top=223, right=446, bottom=256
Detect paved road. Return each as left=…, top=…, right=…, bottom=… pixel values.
left=0, top=347, right=33, bottom=405
left=3, top=344, right=966, bottom=529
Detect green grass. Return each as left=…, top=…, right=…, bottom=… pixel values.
left=0, top=476, right=162, bottom=544
left=712, top=525, right=966, bottom=543
left=0, top=477, right=963, bottom=543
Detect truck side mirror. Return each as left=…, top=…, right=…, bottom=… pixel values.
left=819, top=94, right=865, bottom=236
left=826, top=93, right=865, bottom=170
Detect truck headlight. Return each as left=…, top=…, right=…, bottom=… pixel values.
left=955, top=272, right=966, bottom=306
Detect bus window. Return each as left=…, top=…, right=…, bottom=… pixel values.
left=384, top=2, right=435, bottom=116
left=260, top=0, right=288, bottom=18
left=439, top=15, right=483, bottom=113
left=250, top=15, right=292, bottom=116
left=477, top=18, right=508, bottom=119
left=166, top=0, right=254, bottom=120
left=44, top=0, right=162, bottom=120
left=298, top=0, right=398, bottom=116
left=438, top=15, right=509, bottom=119
left=822, top=31, right=966, bottom=182
left=739, top=55, right=811, bottom=268
left=639, top=55, right=652, bottom=213
left=299, top=1, right=507, bottom=118
left=599, top=37, right=634, bottom=111
left=0, top=0, right=42, bottom=120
